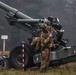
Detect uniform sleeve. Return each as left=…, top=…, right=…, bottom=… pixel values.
left=30, top=37, right=38, bottom=46
left=44, top=37, right=50, bottom=44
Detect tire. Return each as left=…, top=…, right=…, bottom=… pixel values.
left=10, top=47, right=29, bottom=69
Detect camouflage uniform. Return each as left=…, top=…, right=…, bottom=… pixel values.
left=39, top=23, right=57, bottom=72
left=30, top=23, right=55, bottom=72
left=30, top=37, right=41, bottom=51
left=39, top=31, right=54, bottom=72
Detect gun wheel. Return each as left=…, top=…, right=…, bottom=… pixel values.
left=10, top=46, right=29, bottom=69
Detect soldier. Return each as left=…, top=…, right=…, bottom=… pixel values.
left=30, top=23, right=55, bottom=72
left=39, top=23, right=55, bottom=72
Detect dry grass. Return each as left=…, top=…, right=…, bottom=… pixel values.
left=0, top=62, right=76, bottom=75
left=0, top=51, right=10, bottom=56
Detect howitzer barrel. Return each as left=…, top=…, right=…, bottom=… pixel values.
left=0, top=1, right=33, bottom=19
left=17, top=19, right=44, bottom=23
left=0, top=1, right=50, bottom=32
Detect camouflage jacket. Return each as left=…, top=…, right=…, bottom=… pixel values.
left=39, top=31, right=54, bottom=48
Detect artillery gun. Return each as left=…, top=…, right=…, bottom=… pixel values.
left=0, top=1, right=76, bottom=69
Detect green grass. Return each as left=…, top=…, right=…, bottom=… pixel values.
left=0, top=62, right=76, bottom=75
left=0, top=69, right=76, bottom=75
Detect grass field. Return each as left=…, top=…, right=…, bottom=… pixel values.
left=0, top=62, right=76, bottom=75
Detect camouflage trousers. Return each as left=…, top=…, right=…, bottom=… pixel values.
left=40, top=48, right=50, bottom=72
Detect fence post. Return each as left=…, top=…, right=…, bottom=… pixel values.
left=22, top=41, right=25, bottom=70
